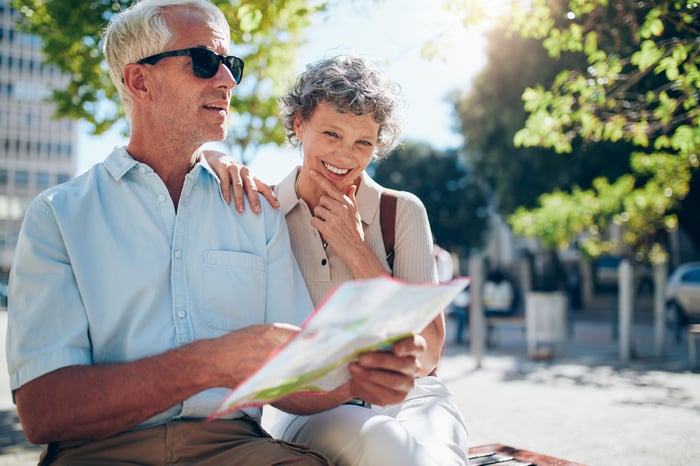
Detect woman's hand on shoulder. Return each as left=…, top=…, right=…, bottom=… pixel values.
left=203, top=150, right=279, bottom=213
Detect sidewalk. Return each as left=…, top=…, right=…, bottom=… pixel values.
left=1, top=308, right=699, bottom=465
left=440, top=309, right=700, bottom=466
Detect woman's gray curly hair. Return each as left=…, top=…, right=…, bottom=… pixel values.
left=279, top=55, right=404, bottom=158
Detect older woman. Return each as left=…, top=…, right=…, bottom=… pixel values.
left=208, top=55, right=468, bottom=466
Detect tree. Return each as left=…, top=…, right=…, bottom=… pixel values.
left=506, top=0, right=700, bottom=263
left=370, top=141, right=489, bottom=256
left=454, top=25, right=632, bottom=215
left=11, top=0, right=325, bottom=162
left=438, top=0, right=699, bottom=263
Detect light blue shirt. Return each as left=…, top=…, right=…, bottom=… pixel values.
left=6, top=147, right=313, bottom=426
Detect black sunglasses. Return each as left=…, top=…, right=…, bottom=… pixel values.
left=137, top=48, right=244, bottom=84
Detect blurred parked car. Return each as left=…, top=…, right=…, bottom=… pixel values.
left=666, top=262, right=700, bottom=342
left=593, top=255, right=654, bottom=294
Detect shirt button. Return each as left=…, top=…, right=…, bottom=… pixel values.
left=158, top=194, right=166, bottom=202
left=321, top=259, right=327, bottom=266
left=175, top=250, right=182, bottom=258
left=139, top=166, right=146, bottom=174
left=177, top=310, right=186, bottom=319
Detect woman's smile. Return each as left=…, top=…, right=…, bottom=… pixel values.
left=322, top=161, right=351, bottom=177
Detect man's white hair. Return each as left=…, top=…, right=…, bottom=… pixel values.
left=102, top=0, right=230, bottom=118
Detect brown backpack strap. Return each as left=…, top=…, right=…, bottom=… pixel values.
left=380, top=189, right=438, bottom=377
left=380, top=190, right=398, bottom=272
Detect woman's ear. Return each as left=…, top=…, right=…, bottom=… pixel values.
left=293, top=114, right=304, bottom=139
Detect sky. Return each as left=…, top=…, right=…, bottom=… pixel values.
left=77, top=0, right=488, bottom=183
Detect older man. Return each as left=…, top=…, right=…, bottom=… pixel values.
left=5, top=1, right=426, bottom=464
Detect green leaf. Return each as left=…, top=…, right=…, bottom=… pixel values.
left=631, top=40, right=664, bottom=71
left=237, top=5, right=263, bottom=32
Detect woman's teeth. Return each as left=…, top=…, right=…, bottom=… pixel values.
left=323, top=162, right=350, bottom=175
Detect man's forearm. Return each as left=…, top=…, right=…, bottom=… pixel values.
left=15, top=338, right=223, bottom=444
left=15, top=323, right=297, bottom=444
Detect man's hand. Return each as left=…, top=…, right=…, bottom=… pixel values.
left=208, top=323, right=301, bottom=387
left=202, top=150, right=279, bottom=212
left=347, top=334, right=427, bottom=406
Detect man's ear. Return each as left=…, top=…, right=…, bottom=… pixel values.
left=122, top=63, right=150, bottom=101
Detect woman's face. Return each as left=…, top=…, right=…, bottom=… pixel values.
left=294, top=100, right=380, bottom=192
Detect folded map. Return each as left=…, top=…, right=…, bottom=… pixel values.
left=210, top=275, right=470, bottom=419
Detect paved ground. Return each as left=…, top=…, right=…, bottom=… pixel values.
left=1, top=306, right=699, bottom=465
left=440, top=312, right=700, bottom=466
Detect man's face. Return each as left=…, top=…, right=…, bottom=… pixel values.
left=145, top=6, right=235, bottom=147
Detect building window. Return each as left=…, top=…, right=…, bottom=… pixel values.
left=0, top=169, right=7, bottom=186
left=36, top=172, right=51, bottom=188
left=14, top=170, right=29, bottom=187
left=57, top=173, right=70, bottom=184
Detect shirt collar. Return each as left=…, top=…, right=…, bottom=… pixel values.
left=277, top=167, right=302, bottom=216
left=197, top=151, right=221, bottom=179
left=355, top=171, right=382, bottom=226
left=277, top=168, right=383, bottom=226
left=104, top=146, right=139, bottom=180
left=103, top=146, right=211, bottom=180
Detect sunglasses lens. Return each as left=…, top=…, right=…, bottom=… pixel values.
left=190, top=49, right=243, bottom=83
left=224, top=57, right=244, bottom=84
left=190, top=49, right=219, bottom=79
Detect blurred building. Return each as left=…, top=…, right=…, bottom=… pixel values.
left=0, top=0, right=77, bottom=277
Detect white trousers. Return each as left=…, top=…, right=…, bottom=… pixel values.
left=266, top=376, right=469, bottom=466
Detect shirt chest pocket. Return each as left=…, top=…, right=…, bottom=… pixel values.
left=201, top=250, right=266, bottom=331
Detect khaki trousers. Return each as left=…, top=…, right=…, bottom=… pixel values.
left=40, top=416, right=332, bottom=465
